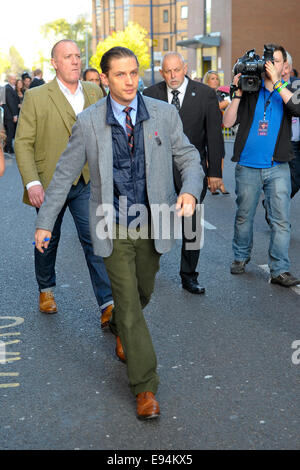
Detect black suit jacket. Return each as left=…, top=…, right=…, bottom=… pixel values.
left=144, top=78, right=224, bottom=179
left=3, top=84, right=19, bottom=122
left=29, top=77, right=45, bottom=89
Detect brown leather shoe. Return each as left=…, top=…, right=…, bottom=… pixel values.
left=39, top=292, right=57, bottom=314
left=101, top=304, right=113, bottom=329
left=136, top=392, right=160, bottom=420
left=116, top=336, right=126, bottom=363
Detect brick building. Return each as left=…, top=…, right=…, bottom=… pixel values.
left=92, top=0, right=189, bottom=69
left=179, top=0, right=300, bottom=85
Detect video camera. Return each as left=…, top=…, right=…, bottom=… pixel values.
left=232, top=45, right=275, bottom=94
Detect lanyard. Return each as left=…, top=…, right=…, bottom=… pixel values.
left=263, top=88, right=274, bottom=121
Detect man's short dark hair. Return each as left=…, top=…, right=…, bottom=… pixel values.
left=83, top=68, right=100, bottom=81
left=21, top=72, right=31, bottom=81
left=265, top=44, right=287, bottom=62
left=51, top=39, right=78, bottom=59
left=100, top=47, right=139, bottom=75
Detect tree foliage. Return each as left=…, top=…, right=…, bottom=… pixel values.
left=32, top=50, right=47, bottom=72
left=0, top=52, right=11, bottom=76
left=41, top=16, right=92, bottom=67
left=90, top=23, right=150, bottom=76
left=8, top=47, right=25, bottom=75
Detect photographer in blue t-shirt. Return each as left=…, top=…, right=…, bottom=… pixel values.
left=224, top=44, right=300, bottom=287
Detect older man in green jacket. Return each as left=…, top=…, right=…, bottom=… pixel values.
left=15, top=39, right=114, bottom=322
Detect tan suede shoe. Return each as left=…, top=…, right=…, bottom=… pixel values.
left=136, top=392, right=160, bottom=420
left=101, top=304, right=113, bottom=329
left=115, top=336, right=126, bottom=363
left=39, top=292, right=58, bottom=314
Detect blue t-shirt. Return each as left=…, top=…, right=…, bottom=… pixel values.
left=239, top=81, right=283, bottom=168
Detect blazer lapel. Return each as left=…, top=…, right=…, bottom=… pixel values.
left=82, top=80, right=99, bottom=109
left=158, top=81, right=168, bottom=102
left=90, top=99, right=114, bottom=203
left=180, top=78, right=197, bottom=117
left=143, top=99, right=158, bottom=172
left=48, top=79, right=76, bottom=136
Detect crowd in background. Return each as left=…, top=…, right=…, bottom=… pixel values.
left=0, top=54, right=298, bottom=182
left=0, top=69, right=45, bottom=157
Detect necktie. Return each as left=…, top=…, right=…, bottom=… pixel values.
left=171, top=90, right=180, bottom=111
left=123, top=106, right=134, bottom=155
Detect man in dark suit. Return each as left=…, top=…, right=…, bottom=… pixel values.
left=144, top=52, right=225, bottom=294
left=3, top=74, right=19, bottom=154
left=29, top=69, right=45, bottom=89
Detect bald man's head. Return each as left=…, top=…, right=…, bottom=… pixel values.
left=50, top=40, right=81, bottom=86
left=160, top=52, right=187, bottom=90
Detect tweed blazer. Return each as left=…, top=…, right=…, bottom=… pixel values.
left=15, top=78, right=102, bottom=205
left=36, top=95, right=202, bottom=257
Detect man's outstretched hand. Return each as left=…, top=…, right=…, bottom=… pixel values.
left=176, top=193, right=196, bottom=217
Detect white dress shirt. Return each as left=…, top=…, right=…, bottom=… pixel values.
left=56, top=78, right=85, bottom=116
left=110, top=94, right=138, bottom=133
left=167, top=76, right=189, bottom=108
left=27, top=78, right=85, bottom=190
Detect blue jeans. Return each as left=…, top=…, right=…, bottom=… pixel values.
left=233, top=163, right=291, bottom=277
left=35, top=178, right=113, bottom=310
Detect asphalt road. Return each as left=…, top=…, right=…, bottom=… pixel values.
left=0, top=143, right=299, bottom=450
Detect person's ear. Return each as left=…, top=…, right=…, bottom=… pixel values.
left=100, top=73, right=109, bottom=87
left=51, top=58, right=57, bottom=71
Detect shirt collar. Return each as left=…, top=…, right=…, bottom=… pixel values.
left=109, top=94, right=138, bottom=117
left=167, top=76, right=188, bottom=95
left=106, top=92, right=149, bottom=126
left=56, top=77, right=82, bottom=96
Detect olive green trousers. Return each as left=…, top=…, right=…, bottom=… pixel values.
left=104, top=225, right=161, bottom=396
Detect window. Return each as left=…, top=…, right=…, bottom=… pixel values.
left=123, top=0, right=130, bottom=27
left=181, top=6, right=188, bottom=19
left=95, top=0, right=102, bottom=40
left=205, top=0, right=211, bottom=34
left=163, top=38, right=169, bottom=51
left=163, top=10, right=169, bottom=23
left=109, top=0, right=116, bottom=32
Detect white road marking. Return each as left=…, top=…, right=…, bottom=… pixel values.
left=203, top=220, right=216, bottom=230
left=0, top=383, right=20, bottom=388
left=258, top=264, right=300, bottom=295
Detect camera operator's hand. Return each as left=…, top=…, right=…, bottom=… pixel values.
left=223, top=74, right=242, bottom=128
left=265, top=61, right=280, bottom=85
left=232, top=73, right=243, bottom=96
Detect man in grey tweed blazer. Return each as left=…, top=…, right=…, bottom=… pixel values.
left=35, top=47, right=202, bottom=420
